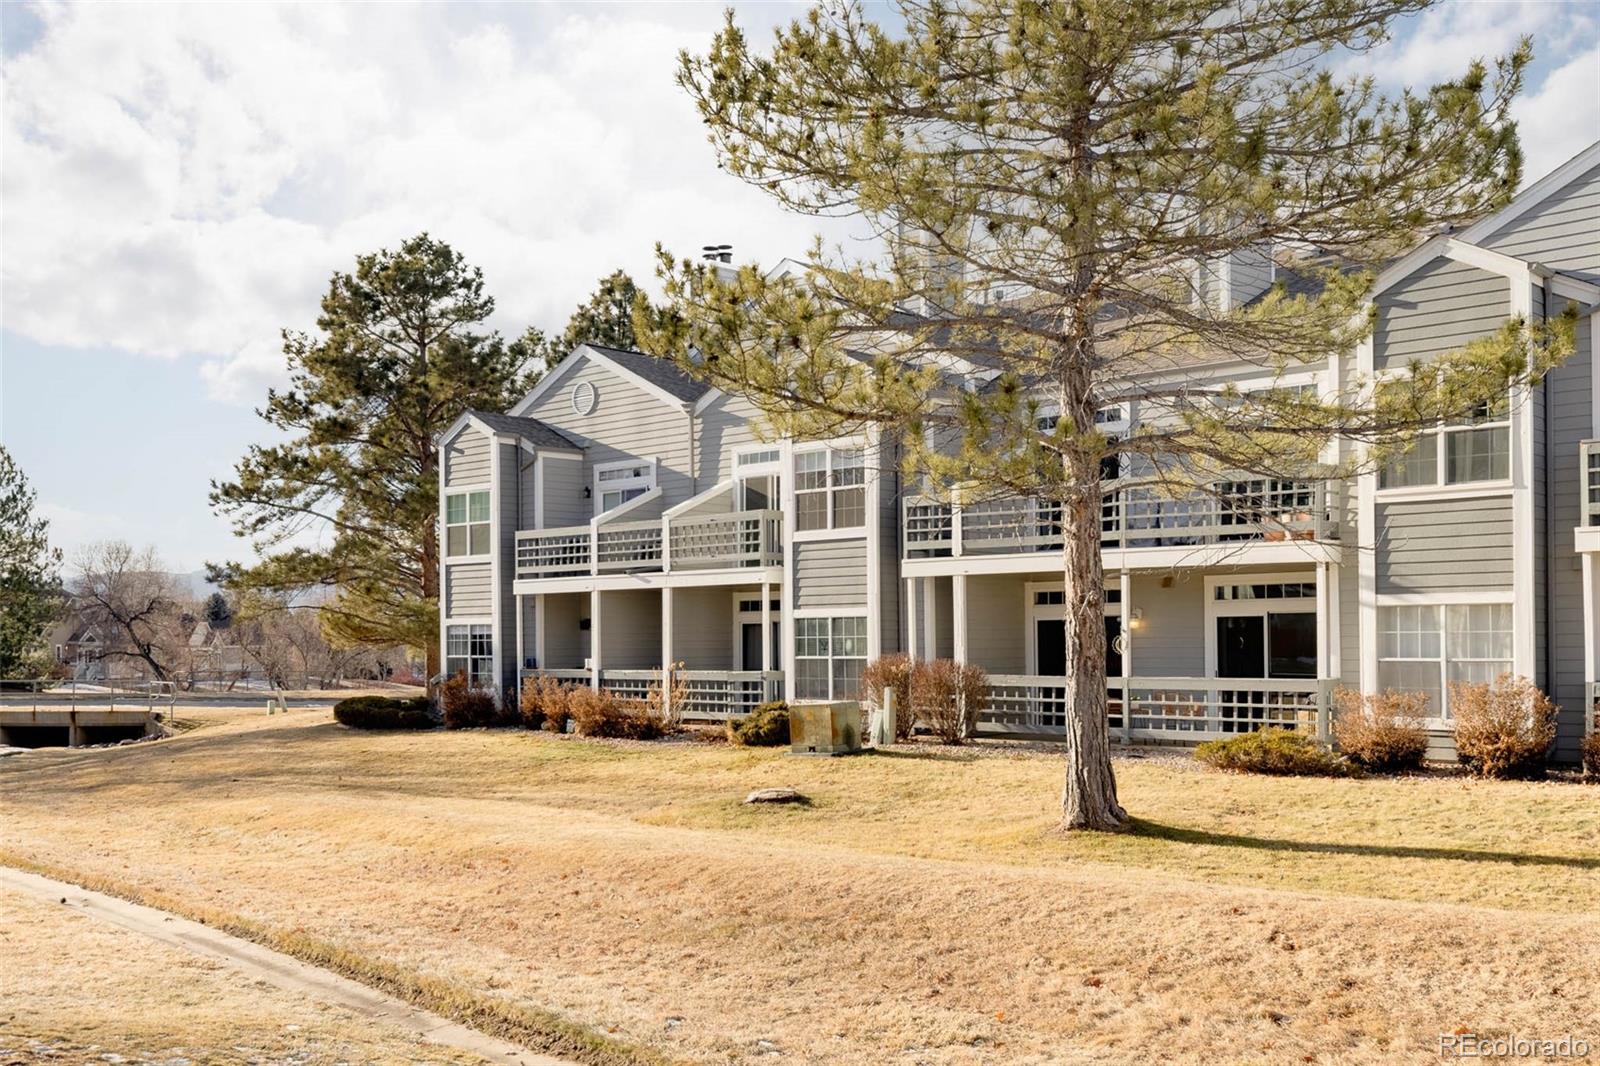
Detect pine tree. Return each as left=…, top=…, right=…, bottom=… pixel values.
left=638, top=0, right=1573, bottom=830
left=210, top=234, right=535, bottom=688
left=0, top=446, right=63, bottom=676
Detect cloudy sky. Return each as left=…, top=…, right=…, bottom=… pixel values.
left=2, top=1, right=1597, bottom=573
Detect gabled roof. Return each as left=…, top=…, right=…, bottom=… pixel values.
left=1457, top=138, right=1600, bottom=247
left=510, top=342, right=712, bottom=417
left=580, top=343, right=709, bottom=403
left=465, top=410, right=582, bottom=450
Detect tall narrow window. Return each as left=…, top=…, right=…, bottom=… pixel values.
left=445, top=491, right=490, bottom=557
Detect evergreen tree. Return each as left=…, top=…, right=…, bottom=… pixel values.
left=0, top=446, right=63, bottom=676
left=210, top=234, right=535, bottom=688
left=530, top=269, right=645, bottom=370
left=202, top=591, right=234, bottom=630
left=638, top=0, right=1573, bottom=829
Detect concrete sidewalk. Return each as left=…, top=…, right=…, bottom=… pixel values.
left=0, top=865, right=574, bottom=1066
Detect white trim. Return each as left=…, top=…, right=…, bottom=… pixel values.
left=780, top=437, right=797, bottom=690
left=899, top=540, right=1341, bottom=578
left=664, top=478, right=736, bottom=519
left=1356, top=330, right=1378, bottom=695
left=1456, top=140, right=1600, bottom=248
left=594, top=483, right=662, bottom=524
left=1202, top=572, right=1321, bottom=681
left=535, top=593, right=547, bottom=671
left=489, top=440, right=503, bottom=700
left=513, top=566, right=784, bottom=596
left=1443, top=238, right=1548, bottom=285
left=1022, top=579, right=1122, bottom=675
left=1584, top=553, right=1598, bottom=693
left=691, top=387, right=728, bottom=416
left=442, top=487, right=493, bottom=561
left=1510, top=277, right=1537, bottom=680
left=866, top=428, right=883, bottom=661
left=792, top=527, right=870, bottom=544
left=1376, top=589, right=1514, bottom=606
left=951, top=573, right=966, bottom=664
left=1549, top=273, right=1600, bottom=305
left=730, top=591, right=782, bottom=672
left=1374, top=482, right=1513, bottom=504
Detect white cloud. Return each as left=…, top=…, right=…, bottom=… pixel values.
left=2, top=1, right=1594, bottom=411
left=2, top=2, right=850, bottom=403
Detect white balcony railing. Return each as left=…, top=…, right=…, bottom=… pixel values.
left=515, top=509, right=782, bottom=580
left=905, top=479, right=1335, bottom=559
left=1581, top=440, right=1600, bottom=527
left=980, top=674, right=1331, bottom=742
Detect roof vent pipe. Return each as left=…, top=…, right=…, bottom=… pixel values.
left=702, top=244, right=733, bottom=264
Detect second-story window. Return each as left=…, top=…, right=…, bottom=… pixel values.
left=595, top=460, right=654, bottom=514
left=445, top=490, right=490, bottom=557
left=1380, top=393, right=1510, bottom=490
left=795, top=447, right=865, bottom=532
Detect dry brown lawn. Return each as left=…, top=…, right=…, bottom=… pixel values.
left=2, top=708, right=1597, bottom=1065
left=0, top=882, right=485, bottom=1065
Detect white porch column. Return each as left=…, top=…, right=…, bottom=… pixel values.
left=1316, top=561, right=1332, bottom=739
left=760, top=581, right=773, bottom=671
left=1119, top=569, right=1133, bottom=745
left=589, top=588, right=602, bottom=690
left=906, top=577, right=919, bottom=660
left=922, top=576, right=938, bottom=659
left=514, top=592, right=525, bottom=679
left=952, top=574, right=968, bottom=664
left=534, top=594, right=547, bottom=671
left=1583, top=554, right=1599, bottom=734
left=661, top=586, right=674, bottom=716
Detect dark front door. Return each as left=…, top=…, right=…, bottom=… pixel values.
left=1216, top=615, right=1264, bottom=678
left=740, top=621, right=780, bottom=671
left=1035, top=617, right=1122, bottom=676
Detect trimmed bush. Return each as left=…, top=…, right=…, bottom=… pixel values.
left=1582, top=733, right=1600, bottom=783
left=727, top=700, right=790, bottom=746
left=1331, top=687, right=1430, bottom=772
left=569, top=687, right=669, bottom=740
left=441, top=670, right=503, bottom=730
left=519, top=674, right=574, bottom=732
left=862, top=654, right=915, bottom=741
left=333, top=696, right=434, bottom=730
left=910, top=659, right=989, bottom=744
left=1452, top=675, right=1557, bottom=780
left=1195, top=728, right=1355, bottom=777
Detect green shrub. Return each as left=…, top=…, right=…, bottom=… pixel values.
left=727, top=701, right=790, bottom=746
left=441, top=670, right=504, bottom=730
left=1451, top=675, right=1557, bottom=780
left=333, top=696, right=434, bottom=730
left=570, top=687, right=668, bottom=740
left=862, top=654, right=915, bottom=740
left=1331, top=687, right=1430, bottom=772
left=1195, top=728, right=1354, bottom=777
left=910, top=659, right=989, bottom=744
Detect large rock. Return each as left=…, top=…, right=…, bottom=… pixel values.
left=743, top=787, right=808, bottom=805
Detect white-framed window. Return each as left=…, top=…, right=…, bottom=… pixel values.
left=1379, top=394, right=1511, bottom=490
left=1206, top=576, right=1320, bottom=680
left=794, top=615, right=867, bottom=700
left=445, top=490, right=491, bottom=557
left=735, top=446, right=782, bottom=511
left=446, top=623, right=494, bottom=688
left=794, top=446, right=865, bottom=532
left=1377, top=602, right=1512, bottom=717
left=594, top=459, right=654, bottom=515
left=736, top=447, right=781, bottom=469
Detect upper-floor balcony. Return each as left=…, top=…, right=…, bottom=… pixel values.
left=903, top=478, right=1339, bottom=561
left=515, top=480, right=783, bottom=580
left=1582, top=439, right=1600, bottom=528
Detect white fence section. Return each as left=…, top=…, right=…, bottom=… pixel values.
left=516, top=510, right=782, bottom=579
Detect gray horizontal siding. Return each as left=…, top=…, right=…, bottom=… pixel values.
left=1545, top=309, right=1594, bottom=759
left=444, top=426, right=491, bottom=487
left=794, top=538, right=869, bottom=610
left=1375, top=498, right=1513, bottom=594
left=697, top=393, right=766, bottom=486
left=445, top=562, right=491, bottom=617
left=966, top=573, right=1026, bottom=673
left=1485, top=161, right=1600, bottom=283
left=521, top=355, right=693, bottom=509
left=1375, top=258, right=1509, bottom=370
left=540, top=456, right=587, bottom=528
left=598, top=588, right=660, bottom=670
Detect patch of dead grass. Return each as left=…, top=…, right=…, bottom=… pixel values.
left=2, top=717, right=1597, bottom=1065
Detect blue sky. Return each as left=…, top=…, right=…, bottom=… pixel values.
left=2, top=0, right=1597, bottom=573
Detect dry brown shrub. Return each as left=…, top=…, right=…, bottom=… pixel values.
left=1451, top=675, right=1557, bottom=780
left=570, top=686, right=668, bottom=740
left=1331, top=687, right=1430, bottom=772
left=441, top=670, right=502, bottom=729
left=862, top=654, right=915, bottom=740
left=519, top=674, right=572, bottom=731
left=910, top=659, right=989, bottom=744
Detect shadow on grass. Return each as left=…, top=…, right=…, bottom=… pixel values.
left=862, top=746, right=984, bottom=763
left=1126, top=817, right=1600, bottom=870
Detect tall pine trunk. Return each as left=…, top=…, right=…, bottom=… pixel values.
left=1058, top=437, right=1128, bottom=831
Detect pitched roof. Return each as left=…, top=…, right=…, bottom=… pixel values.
left=465, top=410, right=582, bottom=450
left=581, top=344, right=709, bottom=403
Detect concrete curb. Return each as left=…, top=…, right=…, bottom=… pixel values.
left=0, top=865, right=573, bottom=1066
